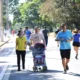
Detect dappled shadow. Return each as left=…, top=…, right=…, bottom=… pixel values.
left=46, top=70, right=63, bottom=73
left=0, top=47, right=14, bottom=56
left=3, top=65, right=64, bottom=80
left=68, top=72, right=80, bottom=77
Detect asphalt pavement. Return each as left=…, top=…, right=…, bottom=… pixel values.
left=0, top=36, right=80, bottom=80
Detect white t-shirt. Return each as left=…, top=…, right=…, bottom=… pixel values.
left=30, top=33, right=45, bottom=46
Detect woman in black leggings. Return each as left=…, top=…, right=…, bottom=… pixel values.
left=16, top=30, right=27, bottom=71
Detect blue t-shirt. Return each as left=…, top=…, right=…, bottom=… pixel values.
left=26, top=30, right=31, bottom=40
left=56, top=30, right=73, bottom=50
left=73, top=33, right=80, bottom=42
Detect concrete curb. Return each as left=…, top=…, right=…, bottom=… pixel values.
left=0, top=39, right=10, bottom=47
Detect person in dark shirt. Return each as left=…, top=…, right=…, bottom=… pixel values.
left=55, top=26, right=62, bottom=34
left=42, top=27, right=49, bottom=46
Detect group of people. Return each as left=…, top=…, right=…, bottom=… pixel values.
left=15, top=26, right=49, bottom=71
left=15, top=24, right=80, bottom=74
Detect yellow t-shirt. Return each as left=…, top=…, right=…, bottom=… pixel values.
left=16, top=36, right=27, bottom=51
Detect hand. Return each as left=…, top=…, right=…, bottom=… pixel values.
left=55, top=39, right=59, bottom=41
left=61, top=38, right=64, bottom=41
left=66, top=40, right=70, bottom=42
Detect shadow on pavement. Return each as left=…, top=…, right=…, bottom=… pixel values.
left=46, top=70, right=63, bottom=73
left=0, top=61, right=8, bottom=63
left=0, top=47, right=14, bottom=56
left=3, top=65, right=64, bottom=80
left=68, top=72, right=80, bottom=77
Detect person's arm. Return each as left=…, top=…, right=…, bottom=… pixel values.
left=55, top=32, right=60, bottom=47
left=24, top=37, right=27, bottom=45
left=41, top=34, right=46, bottom=46
left=24, top=37, right=27, bottom=49
left=29, top=31, right=31, bottom=36
left=16, top=38, right=18, bottom=49
left=30, top=34, right=33, bottom=46
left=67, top=37, right=73, bottom=42
left=67, top=31, right=73, bottom=42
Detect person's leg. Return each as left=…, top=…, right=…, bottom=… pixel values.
left=44, top=37, right=47, bottom=46
left=21, top=51, right=26, bottom=69
left=45, top=36, right=48, bottom=46
left=44, top=36, right=47, bottom=46
left=62, top=58, right=66, bottom=70
left=16, top=50, right=21, bottom=71
left=65, top=59, right=69, bottom=70
left=65, top=49, right=71, bottom=70
left=74, top=46, right=78, bottom=59
left=60, top=50, right=66, bottom=73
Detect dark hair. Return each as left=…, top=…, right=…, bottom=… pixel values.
left=20, top=28, right=22, bottom=29
left=17, top=30, right=21, bottom=36
left=61, top=23, right=67, bottom=28
left=25, top=27, right=28, bottom=29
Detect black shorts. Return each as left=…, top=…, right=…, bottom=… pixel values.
left=73, top=42, right=80, bottom=47
left=60, top=49, right=71, bottom=59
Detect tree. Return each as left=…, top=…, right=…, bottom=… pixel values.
left=40, top=0, right=80, bottom=29
left=11, top=0, right=54, bottom=31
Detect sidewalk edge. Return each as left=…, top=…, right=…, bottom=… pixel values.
left=0, top=39, right=10, bottom=47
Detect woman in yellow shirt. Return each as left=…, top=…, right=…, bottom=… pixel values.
left=16, top=30, right=27, bottom=71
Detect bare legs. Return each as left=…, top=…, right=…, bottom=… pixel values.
left=74, top=46, right=78, bottom=59
left=62, top=58, right=70, bottom=70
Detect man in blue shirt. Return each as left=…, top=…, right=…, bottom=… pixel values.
left=24, top=27, right=31, bottom=45
left=56, top=24, right=73, bottom=74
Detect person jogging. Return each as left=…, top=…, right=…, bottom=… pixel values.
left=73, top=28, right=80, bottom=59
left=55, top=23, right=73, bottom=74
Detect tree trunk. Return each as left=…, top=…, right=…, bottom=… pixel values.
left=0, top=0, right=4, bottom=41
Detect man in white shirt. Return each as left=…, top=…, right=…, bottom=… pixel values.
left=30, top=27, right=46, bottom=46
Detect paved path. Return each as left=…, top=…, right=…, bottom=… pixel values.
left=0, top=37, right=80, bottom=80
left=0, top=36, right=15, bottom=80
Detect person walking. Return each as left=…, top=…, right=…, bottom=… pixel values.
left=30, top=26, right=46, bottom=46
left=55, top=26, right=62, bottom=34
left=24, top=27, right=31, bottom=45
left=73, top=28, right=80, bottom=59
left=16, top=30, right=27, bottom=71
left=55, top=24, right=73, bottom=74
left=42, top=27, right=49, bottom=46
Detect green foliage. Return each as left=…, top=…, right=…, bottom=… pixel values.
left=3, top=0, right=19, bottom=29
left=12, top=0, right=53, bottom=29
left=40, top=0, right=80, bottom=29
